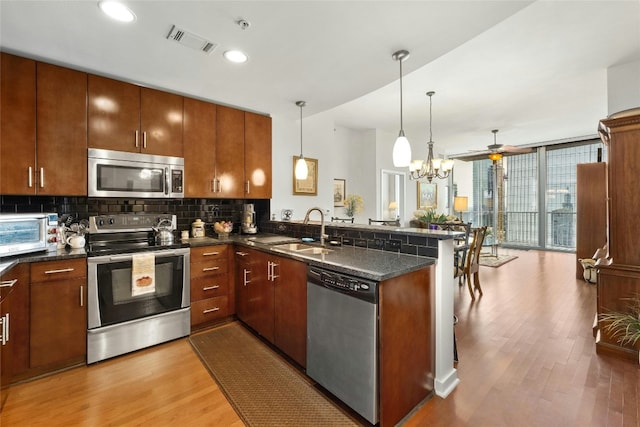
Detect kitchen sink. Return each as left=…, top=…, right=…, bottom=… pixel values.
left=272, top=243, right=333, bottom=255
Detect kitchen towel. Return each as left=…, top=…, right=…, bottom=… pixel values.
left=131, top=252, right=155, bottom=296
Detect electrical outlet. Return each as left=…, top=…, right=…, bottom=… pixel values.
left=386, top=239, right=402, bottom=251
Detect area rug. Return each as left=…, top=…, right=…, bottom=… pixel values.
left=189, top=322, right=361, bottom=427
left=479, top=254, right=518, bottom=267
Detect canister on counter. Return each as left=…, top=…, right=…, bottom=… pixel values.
left=191, top=219, right=205, bottom=238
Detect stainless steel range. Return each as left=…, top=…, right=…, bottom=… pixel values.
left=86, top=213, right=190, bottom=364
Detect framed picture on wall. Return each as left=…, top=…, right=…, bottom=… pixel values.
left=333, top=179, right=346, bottom=207
left=293, top=156, right=318, bottom=195
left=417, top=182, right=437, bottom=209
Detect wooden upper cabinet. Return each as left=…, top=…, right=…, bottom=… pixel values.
left=599, top=112, right=640, bottom=267
left=245, top=112, right=272, bottom=199
left=1, top=53, right=37, bottom=195
left=183, top=97, right=216, bottom=197
left=36, top=62, right=87, bottom=196
left=216, top=105, right=245, bottom=198
left=140, top=87, right=183, bottom=157
left=88, top=75, right=183, bottom=157
left=88, top=75, right=140, bottom=153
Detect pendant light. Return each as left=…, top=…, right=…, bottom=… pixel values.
left=409, top=91, right=454, bottom=182
left=294, top=101, right=308, bottom=180
left=392, top=50, right=411, bottom=167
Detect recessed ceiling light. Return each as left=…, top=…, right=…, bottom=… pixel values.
left=223, top=50, right=248, bottom=63
left=98, top=1, right=136, bottom=23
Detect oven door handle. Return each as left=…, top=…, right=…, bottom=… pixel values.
left=105, top=249, right=186, bottom=262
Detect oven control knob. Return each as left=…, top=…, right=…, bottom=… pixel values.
left=49, top=227, right=57, bottom=234
left=109, top=218, right=115, bottom=225
left=98, top=219, right=104, bottom=226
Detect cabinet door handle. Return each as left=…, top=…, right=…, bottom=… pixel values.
left=143, top=131, right=147, bottom=148
left=40, top=167, right=44, bottom=188
left=202, top=251, right=220, bottom=256
left=216, top=178, right=221, bottom=193
left=243, top=269, right=251, bottom=286
left=1, top=313, right=8, bottom=345
left=202, top=266, right=219, bottom=272
left=211, top=179, right=215, bottom=193
left=203, top=307, right=220, bottom=314
left=246, top=180, right=250, bottom=194
left=235, top=251, right=249, bottom=257
left=28, top=166, right=33, bottom=188
left=80, top=285, right=84, bottom=307
left=271, top=262, right=279, bottom=281
left=0, top=279, right=18, bottom=288
left=44, top=267, right=74, bottom=275
left=267, top=261, right=272, bottom=281
left=135, top=130, right=139, bottom=148
left=203, top=285, right=220, bottom=291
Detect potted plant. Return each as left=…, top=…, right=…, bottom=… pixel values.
left=599, top=294, right=640, bottom=362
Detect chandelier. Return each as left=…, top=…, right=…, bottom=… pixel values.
left=409, top=91, right=453, bottom=182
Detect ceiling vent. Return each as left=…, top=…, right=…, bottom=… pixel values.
left=166, top=25, right=217, bottom=54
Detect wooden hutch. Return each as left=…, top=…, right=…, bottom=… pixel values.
left=596, top=108, right=640, bottom=362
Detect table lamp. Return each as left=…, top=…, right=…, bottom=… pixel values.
left=388, top=201, right=398, bottom=219
left=453, top=196, right=468, bottom=221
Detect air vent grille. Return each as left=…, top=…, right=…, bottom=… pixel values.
left=166, top=25, right=217, bottom=55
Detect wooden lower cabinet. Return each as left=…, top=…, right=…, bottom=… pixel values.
left=190, top=245, right=234, bottom=329
left=29, top=258, right=86, bottom=369
left=234, top=247, right=307, bottom=367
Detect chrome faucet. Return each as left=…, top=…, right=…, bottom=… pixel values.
left=303, top=207, right=328, bottom=247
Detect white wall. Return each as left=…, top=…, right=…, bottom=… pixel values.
left=271, top=111, right=459, bottom=225
left=271, top=112, right=377, bottom=224
left=607, top=59, right=640, bottom=115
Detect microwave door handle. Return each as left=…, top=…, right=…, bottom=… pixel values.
left=165, top=167, right=170, bottom=196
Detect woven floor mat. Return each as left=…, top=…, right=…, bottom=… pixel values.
left=189, top=322, right=362, bottom=427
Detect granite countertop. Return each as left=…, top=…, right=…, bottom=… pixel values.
left=1, top=233, right=436, bottom=282
left=0, top=247, right=87, bottom=276
left=185, top=233, right=435, bottom=282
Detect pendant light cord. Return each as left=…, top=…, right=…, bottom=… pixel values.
left=296, top=100, right=305, bottom=157
left=399, top=58, right=404, bottom=133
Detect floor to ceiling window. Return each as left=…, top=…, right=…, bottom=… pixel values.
left=461, top=138, right=604, bottom=251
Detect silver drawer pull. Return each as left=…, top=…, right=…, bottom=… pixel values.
left=202, top=307, right=220, bottom=314
left=202, top=251, right=220, bottom=256
left=235, top=251, right=248, bottom=256
left=202, top=267, right=220, bottom=272
left=0, top=279, right=18, bottom=288
left=44, top=267, right=74, bottom=274
left=203, top=285, right=220, bottom=291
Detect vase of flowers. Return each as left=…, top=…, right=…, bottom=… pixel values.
left=344, top=194, right=364, bottom=217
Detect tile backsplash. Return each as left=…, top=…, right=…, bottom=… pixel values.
left=0, top=195, right=270, bottom=236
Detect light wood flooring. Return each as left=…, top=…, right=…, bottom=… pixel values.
left=2, top=249, right=638, bottom=426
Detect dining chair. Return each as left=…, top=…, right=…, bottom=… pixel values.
left=464, top=226, right=487, bottom=300
left=331, top=217, right=354, bottom=223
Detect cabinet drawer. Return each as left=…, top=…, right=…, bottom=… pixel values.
left=191, top=275, right=228, bottom=301
left=30, top=258, right=86, bottom=282
left=191, top=296, right=229, bottom=326
left=190, top=245, right=228, bottom=263
left=191, top=260, right=228, bottom=279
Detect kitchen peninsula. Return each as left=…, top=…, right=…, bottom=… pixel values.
left=258, top=220, right=462, bottom=399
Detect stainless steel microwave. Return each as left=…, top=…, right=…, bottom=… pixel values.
left=88, top=149, right=184, bottom=198
left=0, top=213, right=59, bottom=257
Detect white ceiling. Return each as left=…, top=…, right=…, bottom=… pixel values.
left=2, top=1, right=639, bottom=155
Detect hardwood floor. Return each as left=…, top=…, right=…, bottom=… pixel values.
left=2, top=249, right=638, bottom=426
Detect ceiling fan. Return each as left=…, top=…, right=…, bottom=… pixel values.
left=485, top=129, right=532, bottom=161
left=462, top=129, right=533, bottom=161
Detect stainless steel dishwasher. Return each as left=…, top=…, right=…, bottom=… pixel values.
left=306, top=265, right=378, bottom=425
